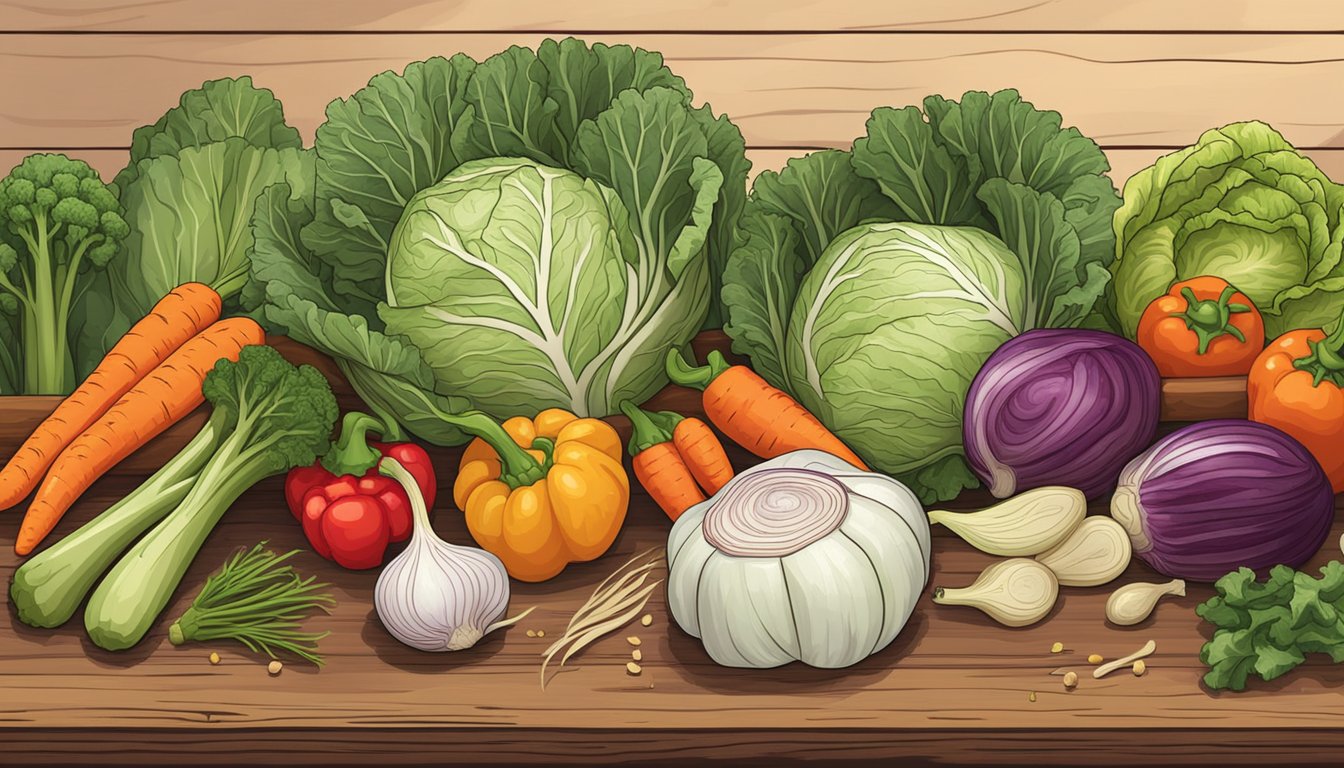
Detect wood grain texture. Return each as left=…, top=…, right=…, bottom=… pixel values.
left=3, top=0, right=1343, bottom=33
left=7, top=33, right=1344, bottom=151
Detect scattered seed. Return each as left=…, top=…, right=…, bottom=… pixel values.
left=627, top=636, right=642, bottom=647
left=537, top=630, right=545, bottom=638
left=1088, top=654, right=1103, bottom=664
left=641, top=614, right=653, bottom=627
left=1050, top=642, right=1064, bottom=653
left=626, top=661, right=642, bottom=676
left=1133, top=660, right=1147, bottom=676
left=267, top=661, right=283, bottom=676
left=526, top=630, right=537, bottom=637
left=1062, top=671, right=1078, bottom=689
left=632, top=649, right=643, bottom=662
left=208, top=652, right=220, bottom=665
left=1028, top=691, right=1037, bottom=702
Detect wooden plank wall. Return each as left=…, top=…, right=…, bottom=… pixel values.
left=2, top=1, right=1344, bottom=187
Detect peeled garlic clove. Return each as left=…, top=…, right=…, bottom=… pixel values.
left=1034, top=516, right=1132, bottom=587
left=928, top=487, right=1085, bottom=557
left=933, top=558, right=1058, bottom=627
left=1105, top=579, right=1185, bottom=626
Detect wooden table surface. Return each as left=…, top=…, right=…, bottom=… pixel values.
left=5, top=1, right=1344, bottom=765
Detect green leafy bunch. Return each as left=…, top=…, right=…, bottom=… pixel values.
left=1198, top=562, right=1344, bottom=691
left=0, top=154, right=129, bottom=394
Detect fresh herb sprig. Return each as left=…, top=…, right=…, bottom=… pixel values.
left=169, top=542, right=336, bottom=665
left=1197, top=561, right=1344, bottom=691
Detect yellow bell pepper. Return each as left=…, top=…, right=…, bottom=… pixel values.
left=452, top=408, right=629, bottom=582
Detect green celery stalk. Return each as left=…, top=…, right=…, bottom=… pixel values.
left=10, top=416, right=226, bottom=628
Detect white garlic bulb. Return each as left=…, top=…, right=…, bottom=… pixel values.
left=375, top=458, right=520, bottom=652
left=667, top=450, right=930, bottom=669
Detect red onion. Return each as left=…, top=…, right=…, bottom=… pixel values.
left=963, top=329, right=1160, bottom=499
left=1111, top=420, right=1334, bottom=582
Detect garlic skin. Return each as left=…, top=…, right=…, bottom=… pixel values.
left=928, top=487, right=1085, bottom=556
left=1105, top=579, right=1185, bottom=626
left=1035, top=516, right=1132, bottom=587
left=376, top=458, right=512, bottom=652
left=667, top=450, right=930, bottom=670
left=933, top=558, right=1058, bottom=627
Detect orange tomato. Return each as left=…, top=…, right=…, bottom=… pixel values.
left=1248, top=329, right=1344, bottom=492
left=1136, top=276, right=1264, bottom=377
left=453, top=408, right=629, bottom=582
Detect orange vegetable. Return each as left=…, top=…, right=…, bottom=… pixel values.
left=1136, top=276, right=1264, bottom=377
left=0, top=283, right=222, bottom=511
left=620, top=402, right=707, bottom=521
left=665, top=349, right=869, bottom=470
left=673, top=416, right=735, bottom=495
left=1248, top=313, right=1344, bottom=493
left=453, top=408, right=628, bottom=582
left=15, top=317, right=264, bottom=555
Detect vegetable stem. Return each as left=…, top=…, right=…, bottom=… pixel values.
left=1179, top=285, right=1249, bottom=356
left=620, top=400, right=675, bottom=454
left=1293, top=310, right=1344, bottom=387
left=320, top=411, right=386, bottom=477
left=403, top=390, right=544, bottom=487
left=664, top=349, right=730, bottom=391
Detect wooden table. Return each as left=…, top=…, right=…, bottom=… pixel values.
left=5, top=1, right=1344, bottom=765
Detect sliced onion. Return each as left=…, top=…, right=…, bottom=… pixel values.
left=703, top=468, right=849, bottom=557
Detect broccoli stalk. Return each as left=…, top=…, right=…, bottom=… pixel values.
left=81, top=345, right=337, bottom=650
left=9, top=346, right=336, bottom=645
left=0, top=154, right=128, bottom=394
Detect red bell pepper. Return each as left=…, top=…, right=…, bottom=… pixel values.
left=284, top=412, right=436, bottom=569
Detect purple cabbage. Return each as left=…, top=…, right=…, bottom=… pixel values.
left=963, top=329, right=1160, bottom=499
left=1112, top=420, right=1333, bottom=582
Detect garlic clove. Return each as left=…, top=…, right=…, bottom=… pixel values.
left=840, top=497, right=929, bottom=648
left=928, top=487, right=1085, bottom=557
left=666, top=524, right=718, bottom=640
left=933, top=558, right=1059, bottom=627
left=1035, top=516, right=1132, bottom=587
left=782, top=533, right=886, bottom=668
left=696, top=555, right=800, bottom=669
left=1105, top=579, right=1186, bottom=626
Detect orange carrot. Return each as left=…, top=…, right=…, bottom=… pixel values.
left=672, top=417, right=734, bottom=495
left=15, top=317, right=264, bottom=555
left=620, top=402, right=706, bottom=521
left=0, top=283, right=222, bottom=511
left=665, top=350, right=869, bottom=470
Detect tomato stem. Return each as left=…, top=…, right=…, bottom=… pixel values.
left=1180, top=285, right=1250, bottom=355
left=1294, top=319, right=1344, bottom=388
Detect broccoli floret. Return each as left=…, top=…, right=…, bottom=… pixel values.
left=0, top=154, right=129, bottom=394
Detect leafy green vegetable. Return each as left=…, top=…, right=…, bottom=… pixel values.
left=0, top=154, right=129, bottom=394
left=1108, top=121, right=1344, bottom=338
left=248, top=39, right=748, bottom=432
left=72, top=77, right=307, bottom=378
left=1198, top=562, right=1344, bottom=691
left=722, top=89, right=1120, bottom=502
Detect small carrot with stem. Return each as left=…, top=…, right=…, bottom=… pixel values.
left=620, top=401, right=705, bottom=521
left=672, top=416, right=734, bottom=495
left=0, top=283, right=222, bottom=511
left=15, top=317, right=265, bottom=555
left=665, top=349, right=868, bottom=470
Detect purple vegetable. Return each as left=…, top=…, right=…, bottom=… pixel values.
left=963, top=329, right=1160, bottom=499
left=1111, top=420, right=1333, bottom=582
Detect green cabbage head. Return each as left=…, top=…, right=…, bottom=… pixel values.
left=381, top=157, right=717, bottom=417
left=1109, top=122, right=1344, bottom=338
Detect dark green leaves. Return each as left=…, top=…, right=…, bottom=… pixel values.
left=301, top=54, right=477, bottom=310
left=1197, top=562, right=1344, bottom=691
